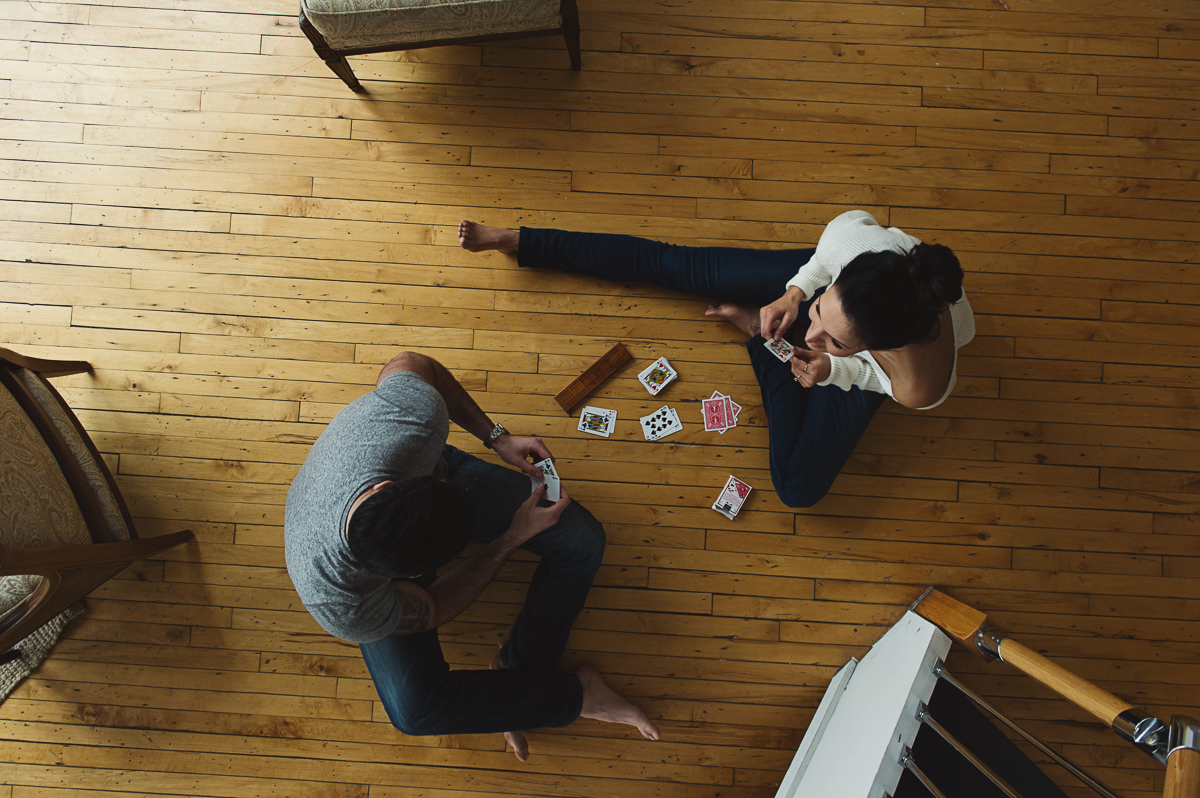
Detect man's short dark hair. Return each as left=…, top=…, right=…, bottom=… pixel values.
left=347, top=476, right=475, bottom=579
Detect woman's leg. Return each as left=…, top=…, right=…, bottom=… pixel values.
left=747, top=338, right=886, bottom=508
left=461, top=221, right=810, bottom=306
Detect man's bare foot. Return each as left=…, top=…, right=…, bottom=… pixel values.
left=490, top=655, right=530, bottom=762
left=577, top=666, right=660, bottom=741
left=459, top=221, right=519, bottom=254
left=705, top=301, right=762, bottom=338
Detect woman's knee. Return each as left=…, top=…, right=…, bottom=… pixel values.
left=774, top=476, right=831, bottom=509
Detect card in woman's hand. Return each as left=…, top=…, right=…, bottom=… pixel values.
left=763, top=338, right=795, bottom=362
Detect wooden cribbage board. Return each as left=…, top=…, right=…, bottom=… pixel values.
left=553, top=342, right=632, bottom=414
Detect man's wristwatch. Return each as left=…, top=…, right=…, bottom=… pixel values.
left=483, top=423, right=508, bottom=449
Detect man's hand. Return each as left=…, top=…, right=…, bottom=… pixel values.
left=491, top=434, right=553, bottom=477
left=759, top=286, right=806, bottom=341
left=507, top=484, right=572, bottom=546
left=790, top=348, right=831, bottom=388
left=414, top=484, right=572, bottom=635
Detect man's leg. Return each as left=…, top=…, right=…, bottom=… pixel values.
left=443, top=445, right=604, bottom=669
left=360, top=627, right=582, bottom=736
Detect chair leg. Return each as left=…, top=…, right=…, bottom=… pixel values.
left=560, top=0, right=581, bottom=70
left=300, top=10, right=366, bottom=92
left=0, top=347, right=91, bottom=378
left=1, top=531, right=194, bottom=576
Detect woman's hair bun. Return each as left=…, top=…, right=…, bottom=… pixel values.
left=835, top=242, right=965, bottom=351
left=910, top=242, right=964, bottom=312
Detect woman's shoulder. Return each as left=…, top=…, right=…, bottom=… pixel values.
left=818, top=210, right=917, bottom=263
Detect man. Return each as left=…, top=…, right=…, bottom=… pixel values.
left=284, top=351, right=659, bottom=761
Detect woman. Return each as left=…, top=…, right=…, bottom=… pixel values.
left=459, top=211, right=974, bottom=508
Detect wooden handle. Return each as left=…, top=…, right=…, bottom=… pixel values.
left=912, top=588, right=989, bottom=646
left=998, top=639, right=1133, bottom=726
left=1165, top=748, right=1200, bottom=798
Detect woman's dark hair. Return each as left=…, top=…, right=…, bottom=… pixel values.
left=347, top=475, right=475, bottom=579
left=833, top=243, right=964, bottom=351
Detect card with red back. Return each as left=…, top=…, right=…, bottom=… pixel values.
left=702, top=396, right=730, bottom=432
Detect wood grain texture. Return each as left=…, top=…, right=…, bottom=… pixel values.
left=1, top=1, right=1197, bottom=797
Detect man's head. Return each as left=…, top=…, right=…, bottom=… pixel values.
left=346, top=475, right=475, bottom=579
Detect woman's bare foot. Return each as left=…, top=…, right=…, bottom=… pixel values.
left=459, top=221, right=519, bottom=253
left=705, top=301, right=762, bottom=338
left=577, top=666, right=660, bottom=741
left=490, top=655, right=530, bottom=762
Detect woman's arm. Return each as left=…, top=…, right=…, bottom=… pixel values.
left=818, top=353, right=889, bottom=397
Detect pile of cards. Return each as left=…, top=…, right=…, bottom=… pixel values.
left=712, top=475, right=752, bottom=520
left=638, top=357, right=677, bottom=395
left=578, top=405, right=617, bottom=437
left=530, top=458, right=561, bottom=502
left=764, top=337, right=795, bottom=362
left=702, top=391, right=741, bottom=434
left=640, top=405, right=683, bottom=441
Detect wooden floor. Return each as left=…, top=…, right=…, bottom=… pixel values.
left=2, top=1, right=1199, bottom=796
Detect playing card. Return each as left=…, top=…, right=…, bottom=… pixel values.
left=640, top=405, right=683, bottom=441
left=578, top=406, right=617, bottom=438
left=702, top=396, right=730, bottom=432
left=711, top=475, right=752, bottom=520
left=638, top=357, right=678, bottom=395
left=530, top=457, right=561, bottom=502
left=763, top=338, right=795, bottom=362
left=704, top=390, right=740, bottom=434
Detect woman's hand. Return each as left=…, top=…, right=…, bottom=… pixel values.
left=790, top=348, right=830, bottom=388
left=491, top=434, right=553, bottom=477
left=506, top=484, right=572, bottom=546
left=759, top=287, right=806, bottom=341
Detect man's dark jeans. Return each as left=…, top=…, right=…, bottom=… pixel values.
left=359, top=445, right=602, bottom=735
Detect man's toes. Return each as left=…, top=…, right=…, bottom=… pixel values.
left=505, top=731, right=529, bottom=762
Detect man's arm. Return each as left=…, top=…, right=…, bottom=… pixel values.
left=376, top=352, right=550, bottom=476
left=388, top=485, right=570, bottom=635
left=377, top=351, right=492, bottom=441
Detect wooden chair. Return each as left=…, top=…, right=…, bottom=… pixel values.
left=0, top=348, right=192, bottom=693
left=299, top=0, right=581, bottom=92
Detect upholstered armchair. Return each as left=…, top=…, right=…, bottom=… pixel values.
left=300, top=0, right=581, bottom=92
left=0, top=348, right=192, bottom=700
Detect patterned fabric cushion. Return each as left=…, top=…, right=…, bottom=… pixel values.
left=0, top=378, right=91, bottom=701
left=12, top=369, right=130, bottom=542
left=302, top=0, right=561, bottom=51
left=0, top=381, right=91, bottom=551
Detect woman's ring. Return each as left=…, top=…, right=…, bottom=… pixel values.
left=804, top=363, right=810, bottom=373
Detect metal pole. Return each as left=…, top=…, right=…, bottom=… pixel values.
left=899, top=745, right=951, bottom=798
left=934, top=661, right=1124, bottom=798
left=916, top=701, right=1023, bottom=798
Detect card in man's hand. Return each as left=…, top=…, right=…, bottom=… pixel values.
left=530, top=457, right=561, bottom=502
left=712, top=475, right=752, bottom=519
